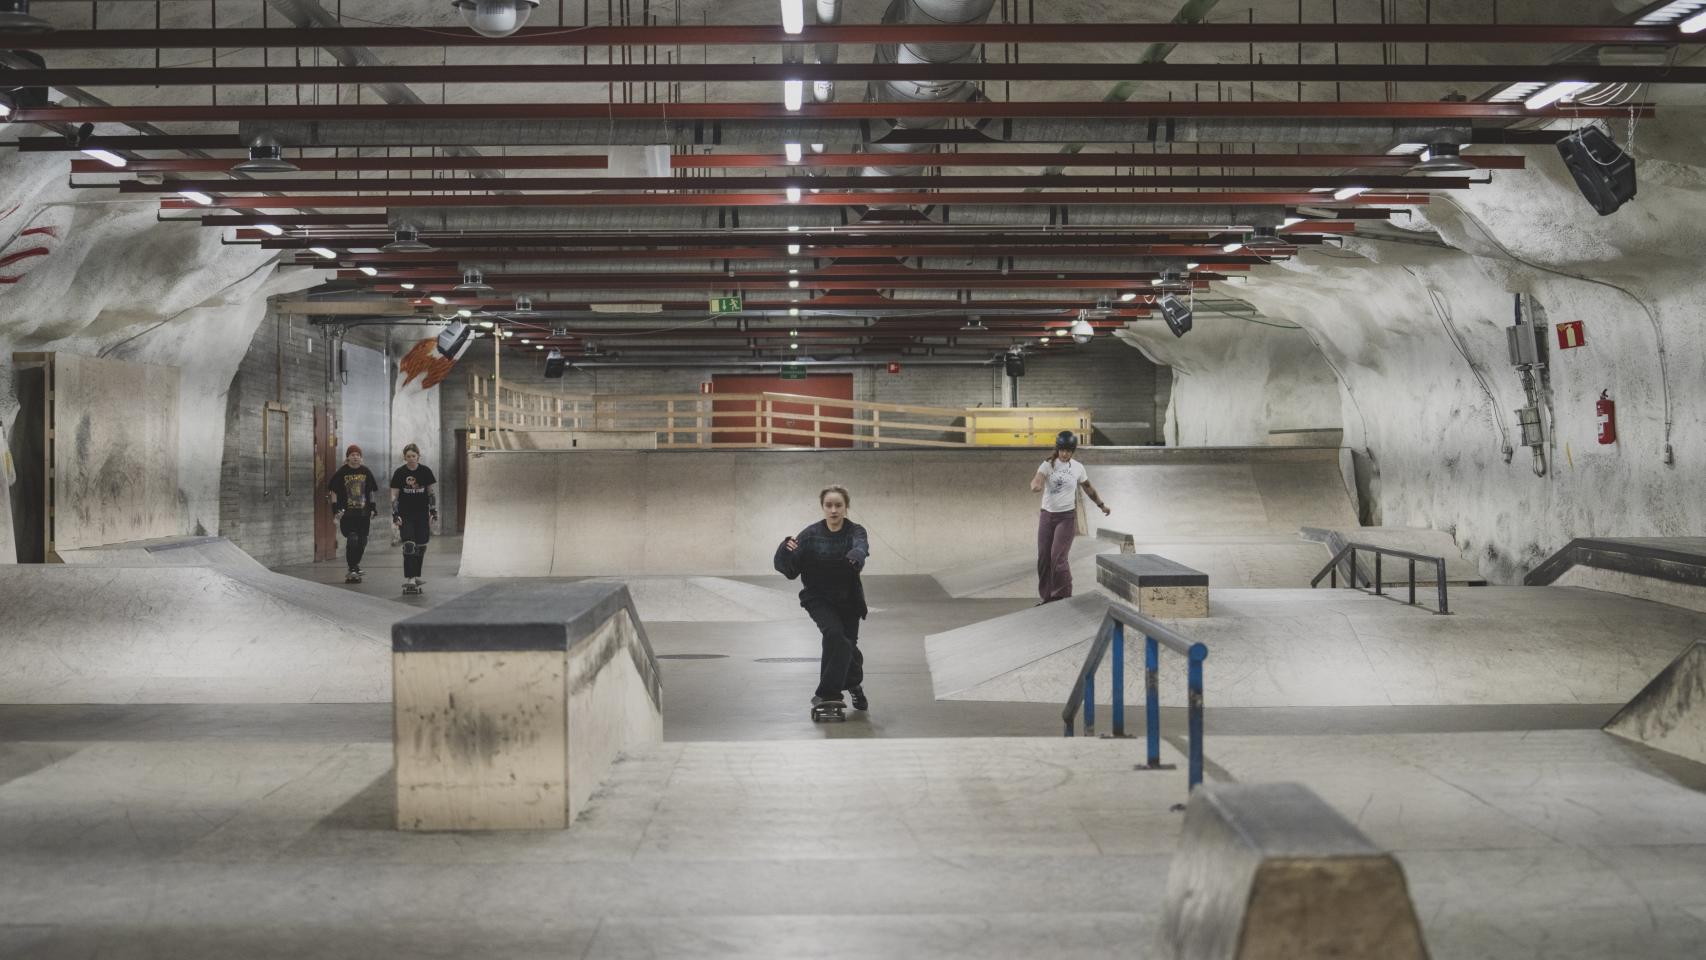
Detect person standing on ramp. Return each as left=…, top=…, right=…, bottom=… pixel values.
left=390, top=443, right=438, bottom=596
left=774, top=485, right=870, bottom=723
left=1031, top=430, right=1111, bottom=604
left=326, top=444, right=379, bottom=583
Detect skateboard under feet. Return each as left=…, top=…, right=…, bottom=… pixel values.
left=344, top=572, right=363, bottom=584
left=811, top=699, right=847, bottom=723
left=402, top=582, right=422, bottom=595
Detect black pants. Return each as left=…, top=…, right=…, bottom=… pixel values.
left=338, top=511, right=371, bottom=571
left=805, top=598, right=864, bottom=700
left=399, top=516, right=431, bottom=579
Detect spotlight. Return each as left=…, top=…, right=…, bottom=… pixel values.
left=1185, top=261, right=1200, bottom=270
left=430, top=295, right=449, bottom=305
left=520, top=338, right=530, bottom=345
left=784, top=79, right=804, bottom=111
left=1221, top=240, right=1243, bottom=253
left=788, top=307, right=800, bottom=316
left=457, top=308, right=473, bottom=318
left=479, top=319, right=495, bottom=329
left=451, top=0, right=540, bottom=38
left=359, top=266, right=379, bottom=277
left=400, top=283, right=417, bottom=290
left=784, top=142, right=803, bottom=163
left=309, top=246, right=338, bottom=260
left=0, top=0, right=55, bottom=33
left=1411, top=141, right=1477, bottom=174
left=788, top=243, right=801, bottom=255
left=1158, top=293, right=1193, bottom=338
left=231, top=136, right=298, bottom=173
left=383, top=225, right=433, bottom=253
left=178, top=190, right=214, bottom=206
left=789, top=279, right=800, bottom=288
left=1332, top=185, right=1370, bottom=201
left=454, top=269, right=495, bottom=296
left=255, top=223, right=284, bottom=236
left=780, top=0, right=805, bottom=34
left=1119, top=292, right=1137, bottom=302
left=81, top=148, right=127, bottom=169
left=785, top=186, right=802, bottom=203
left=787, top=224, right=801, bottom=232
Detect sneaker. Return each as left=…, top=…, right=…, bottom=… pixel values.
left=849, top=686, right=868, bottom=711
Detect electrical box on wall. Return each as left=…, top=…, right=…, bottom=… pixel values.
left=1556, top=321, right=1585, bottom=349
left=1507, top=322, right=1545, bottom=367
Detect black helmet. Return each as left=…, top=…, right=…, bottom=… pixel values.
left=1054, top=430, right=1079, bottom=451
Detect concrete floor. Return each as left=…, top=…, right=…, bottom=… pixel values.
left=6, top=535, right=1706, bottom=957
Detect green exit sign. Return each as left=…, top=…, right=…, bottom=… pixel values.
left=709, top=296, right=743, bottom=313
left=780, top=366, right=807, bottom=380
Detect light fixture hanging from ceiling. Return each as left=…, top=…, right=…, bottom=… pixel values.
left=454, top=269, right=495, bottom=296
left=451, top=0, right=540, bottom=38
left=960, top=316, right=987, bottom=332
left=231, top=135, right=298, bottom=173
left=513, top=295, right=535, bottom=314
left=0, top=0, right=54, bottom=33
left=1069, top=317, right=1095, bottom=344
left=1242, top=226, right=1286, bottom=250
left=383, top=225, right=433, bottom=253
left=1411, top=141, right=1477, bottom=174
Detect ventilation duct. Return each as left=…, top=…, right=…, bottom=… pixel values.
left=861, top=0, right=997, bottom=188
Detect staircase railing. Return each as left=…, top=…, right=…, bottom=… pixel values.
left=1062, top=601, right=1209, bottom=792
left=1311, top=542, right=1451, bottom=614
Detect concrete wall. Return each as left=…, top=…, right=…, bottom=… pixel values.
left=1129, top=115, right=1706, bottom=582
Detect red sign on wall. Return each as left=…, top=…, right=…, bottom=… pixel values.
left=887, top=361, right=902, bottom=374
left=1556, top=321, right=1585, bottom=350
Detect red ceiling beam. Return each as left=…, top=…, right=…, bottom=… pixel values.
left=168, top=191, right=1417, bottom=209
left=125, top=174, right=1472, bottom=194
left=305, top=244, right=1259, bottom=263
left=16, top=62, right=1706, bottom=87
left=17, top=101, right=1653, bottom=124
left=72, top=152, right=1529, bottom=175
left=7, top=24, right=1692, bottom=49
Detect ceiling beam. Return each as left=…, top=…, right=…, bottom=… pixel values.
left=164, top=190, right=1420, bottom=209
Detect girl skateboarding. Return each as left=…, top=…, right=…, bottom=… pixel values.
left=1031, top=430, right=1111, bottom=604
left=773, top=485, right=870, bottom=722
left=390, top=443, right=438, bottom=595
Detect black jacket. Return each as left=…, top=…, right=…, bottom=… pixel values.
left=773, top=519, right=870, bottom=619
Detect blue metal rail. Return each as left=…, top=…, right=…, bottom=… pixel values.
left=1061, top=601, right=1210, bottom=791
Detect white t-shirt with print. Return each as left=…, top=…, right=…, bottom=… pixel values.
left=1037, top=458, right=1087, bottom=513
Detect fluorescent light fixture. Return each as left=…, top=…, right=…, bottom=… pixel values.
left=81, top=148, right=127, bottom=168
left=359, top=266, right=379, bottom=276
left=788, top=279, right=801, bottom=288
left=788, top=268, right=799, bottom=275
left=787, top=224, right=801, bottom=232
left=309, top=246, right=338, bottom=260
left=790, top=342, right=800, bottom=350
left=430, top=295, right=449, bottom=304
left=780, top=0, right=804, bottom=34
left=783, top=79, right=804, bottom=111
left=536, top=344, right=544, bottom=350
left=502, top=330, right=514, bottom=338
left=1684, top=11, right=1706, bottom=32
left=1119, top=292, right=1137, bottom=302
left=810, top=143, right=825, bottom=153
left=784, top=142, right=803, bottom=163
left=399, top=282, right=416, bottom=290
left=1221, top=241, right=1243, bottom=253
left=0, top=99, right=10, bottom=119
left=458, top=308, right=473, bottom=318
left=1151, top=278, right=1164, bottom=286
left=1281, top=216, right=1304, bottom=227
left=1386, top=142, right=1427, bottom=155
left=254, top=223, right=285, bottom=237
left=1185, top=261, right=1201, bottom=270
left=1332, top=186, right=1370, bottom=201
left=1040, top=337, right=1050, bottom=344
left=479, top=320, right=495, bottom=329
left=785, top=186, right=802, bottom=202
left=1525, top=80, right=1593, bottom=110
left=1639, top=1, right=1706, bottom=26
left=789, top=307, right=800, bottom=316
left=178, top=190, right=214, bottom=206
left=521, top=338, right=530, bottom=345
left=1489, top=82, right=1546, bottom=103
left=787, top=243, right=801, bottom=255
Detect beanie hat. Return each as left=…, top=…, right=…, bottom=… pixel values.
left=345, top=444, right=363, bottom=457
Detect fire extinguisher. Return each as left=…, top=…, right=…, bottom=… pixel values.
left=1597, top=390, right=1617, bottom=445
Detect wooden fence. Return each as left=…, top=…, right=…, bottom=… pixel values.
left=468, top=377, right=1092, bottom=451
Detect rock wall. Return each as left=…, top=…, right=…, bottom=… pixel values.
left=0, top=151, right=320, bottom=560
left=1127, top=113, right=1706, bottom=582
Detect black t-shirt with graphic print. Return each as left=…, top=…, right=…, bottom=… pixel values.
left=327, top=465, right=379, bottom=513
left=390, top=465, right=437, bottom=520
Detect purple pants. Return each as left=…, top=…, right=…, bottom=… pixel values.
left=1037, top=508, right=1077, bottom=602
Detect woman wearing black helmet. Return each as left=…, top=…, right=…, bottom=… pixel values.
left=1029, top=430, right=1110, bottom=604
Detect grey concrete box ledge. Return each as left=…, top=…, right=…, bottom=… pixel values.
left=1162, top=782, right=1429, bottom=960
left=1098, top=554, right=1211, bottom=589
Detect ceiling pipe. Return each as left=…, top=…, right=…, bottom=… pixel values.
left=861, top=0, right=997, bottom=186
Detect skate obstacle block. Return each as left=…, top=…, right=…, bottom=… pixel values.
left=1095, top=527, right=1138, bottom=554
left=1162, top=782, right=1429, bottom=960
left=1605, top=640, right=1706, bottom=766
left=1097, top=553, right=1209, bottom=618
left=391, top=581, right=663, bottom=831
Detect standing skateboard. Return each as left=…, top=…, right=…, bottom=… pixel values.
left=402, top=582, right=422, bottom=596
left=811, top=699, right=847, bottom=723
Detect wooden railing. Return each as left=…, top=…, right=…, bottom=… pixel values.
left=469, top=377, right=1092, bottom=451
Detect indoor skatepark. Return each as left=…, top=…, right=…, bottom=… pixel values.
left=7, top=2, right=1706, bottom=958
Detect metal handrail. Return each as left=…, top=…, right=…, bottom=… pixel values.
left=1062, top=601, right=1210, bottom=792
left=1310, top=541, right=1451, bottom=614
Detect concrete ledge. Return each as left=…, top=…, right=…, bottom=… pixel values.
left=392, top=581, right=663, bottom=831
left=1098, top=553, right=1210, bottom=617
left=1606, top=640, right=1706, bottom=766
left=1162, top=782, right=1429, bottom=960
left=1096, top=527, right=1137, bottom=554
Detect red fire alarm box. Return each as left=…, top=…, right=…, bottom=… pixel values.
left=1556, top=321, right=1585, bottom=349
left=700, top=381, right=713, bottom=394
left=887, top=361, right=902, bottom=374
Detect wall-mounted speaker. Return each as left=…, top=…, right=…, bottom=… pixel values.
left=543, top=349, right=566, bottom=379
left=1557, top=126, right=1636, bottom=216
left=1159, top=294, right=1193, bottom=338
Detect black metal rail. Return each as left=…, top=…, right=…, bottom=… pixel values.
left=1311, top=542, right=1451, bottom=614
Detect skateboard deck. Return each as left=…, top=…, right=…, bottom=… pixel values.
left=811, top=700, right=847, bottom=723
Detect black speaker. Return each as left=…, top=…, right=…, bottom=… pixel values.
left=1557, top=126, right=1636, bottom=216
left=543, top=349, right=566, bottom=379
left=1159, top=294, right=1193, bottom=338
left=1004, top=352, right=1026, bottom=378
